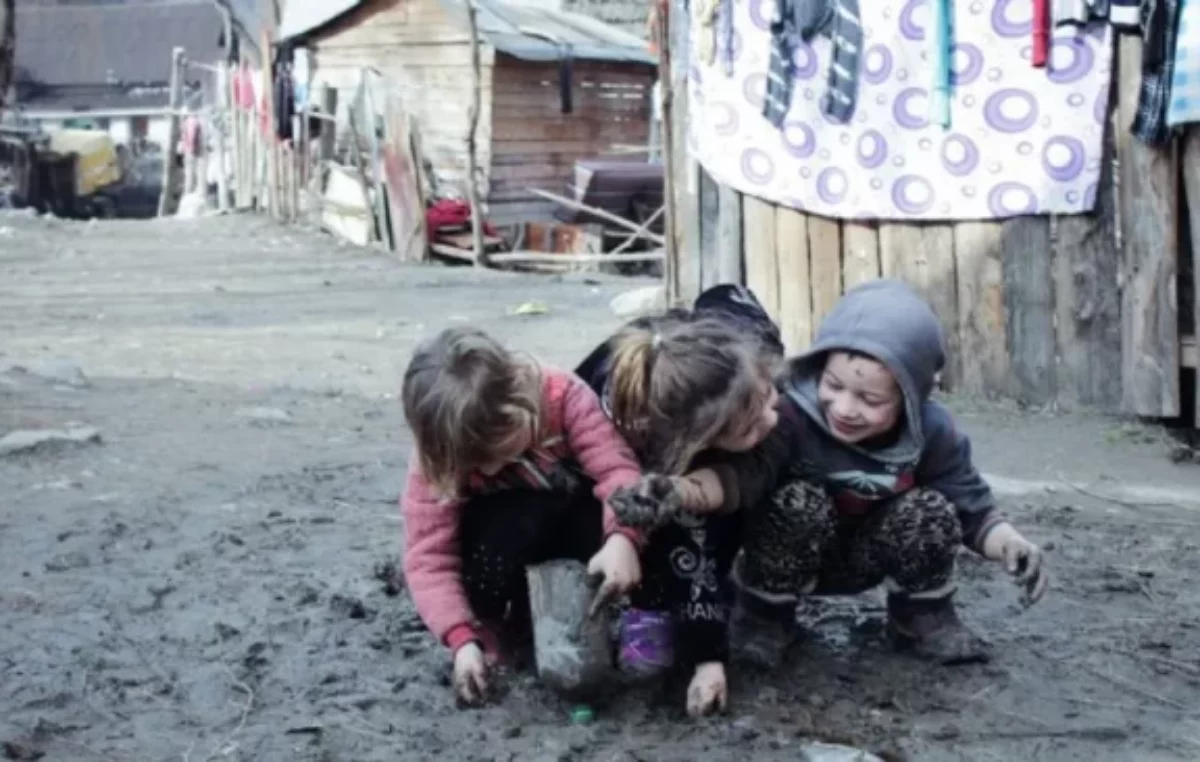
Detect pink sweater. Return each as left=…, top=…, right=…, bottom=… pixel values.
left=401, top=367, right=643, bottom=652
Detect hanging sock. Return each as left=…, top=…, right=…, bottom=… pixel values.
left=1110, top=0, right=1141, bottom=29
left=1132, top=0, right=1183, bottom=144
left=929, top=0, right=952, bottom=128
left=1054, top=0, right=1091, bottom=26
left=762, top=0, right=800, bottom=128
left=1032, top=0, right=1050, bottom=67
left=718, top=0, right=737, bottom=76
left=1166, top=0, right=1200, bottom=128
left=821, top=0, right=863, bottom=123
left=694, top=0, right=722, bottom=66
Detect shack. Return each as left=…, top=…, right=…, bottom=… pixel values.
left=278, top=0, right=657, bottom=225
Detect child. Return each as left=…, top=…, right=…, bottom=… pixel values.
left=576, top=284, right=784, bottom=717
left=640, top=279, right=1048, bottom=667
left=400, top=327, right=646, bottom=706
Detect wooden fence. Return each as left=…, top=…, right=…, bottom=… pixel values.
left=663, top=26, right=1198, bottom=428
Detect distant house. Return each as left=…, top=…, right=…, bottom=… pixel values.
left=9, top=0, right=268, bottom=148
left=279, top=0, right=657, bottom=224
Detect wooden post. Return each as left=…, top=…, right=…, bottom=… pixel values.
left=1182, top=127, right=1200, bottom=428
left=464, top=0, right=485, bottom=266
left=229, top=64, right=246, bottom=209
left=1117, top=34, right=1180, bottom=417
left=157, top=46, right=185, bottom=217
left=526, top=560, right=613, bottom=698
left=955, top=222, right=1011, bottom=398
left=318, top=85, right=338, bottom=165
left=262, top=33, right=279, bottom=220
left=361, top=72, right=393, bottom=250
left=657, top=0, right=681, bottom=303
left=715, top=185, right=742, bottom=285
left=215, top=61, right=230, bottom=212
left=291, top=114, right=302, bottom=220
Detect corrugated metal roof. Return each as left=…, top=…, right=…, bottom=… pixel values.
left=277, top=0, right=365, bottom=42
left=278, top=0, right=654, bottom=65
left=442, top=0, right=655, bottom=64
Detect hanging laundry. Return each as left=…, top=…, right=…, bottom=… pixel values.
left=929, top=0, right=952, bottom=128
left=1054, top=0, right=1091, bottom=26
left=273, top=56, right=295, bottom=142
left=718, top=0, right=737, bottom=76
left=1110, top=0, right=1141, bottom=29
left=1132, top=0, right=1182, bottom=145
left=763, top=0, right=862, bottom=127
left=694, top=0, right=722, bottom=65
left=1167, top=0, right=1200, bottom=127
left=1032, top=0, right=1050, bottom=66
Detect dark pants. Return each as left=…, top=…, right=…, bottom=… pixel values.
left=459, top=488, right=603, bottom=626
left=739, top=480, right=962, bottom=600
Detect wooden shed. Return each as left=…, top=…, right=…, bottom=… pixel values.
left=278, top=0, right=658, bottom=225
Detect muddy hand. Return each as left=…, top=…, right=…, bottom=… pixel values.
left=607, top=474, right=680, bottom=529
left=686, top=662, right=728, bottom=718
left=1003, top=540, right=1047, bottom=606
left=586, top=534, right=642, bottom=618
left=453, top=642, right=490, bottom=706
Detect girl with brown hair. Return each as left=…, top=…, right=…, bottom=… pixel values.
left=400, top=327, right=647, bottom=706
left=575, top=284, right=785, bottom=717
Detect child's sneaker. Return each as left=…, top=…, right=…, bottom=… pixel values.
left=618, top=608, right=674, bottom=678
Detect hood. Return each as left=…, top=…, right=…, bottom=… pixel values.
left=784, top=279, right=945, bottom=461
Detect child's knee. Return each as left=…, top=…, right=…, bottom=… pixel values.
left=888, top=488, right=962, bottom=553
left=740, top=479, right=833, bottom=595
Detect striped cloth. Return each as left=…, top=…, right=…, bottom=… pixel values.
left=1168, top=0, right=1200, bottom=127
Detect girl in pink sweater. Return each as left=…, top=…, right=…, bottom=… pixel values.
left=400, top=327, right=646, bottom=706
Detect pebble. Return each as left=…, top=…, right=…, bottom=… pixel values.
left=0, top=426, right=102, bottom=456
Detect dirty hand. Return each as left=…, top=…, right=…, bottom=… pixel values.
left=608, top=474, right=681, bottom=529
left=686, top=661, right=728, bottom=717
left=452, top=641, right=490, bottom=705
left=586, top=533, right=643, bottom=617
left=1001, top=535, right=1047, bottom=605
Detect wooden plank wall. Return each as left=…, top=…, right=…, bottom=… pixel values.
left=670, top=36, right=1190, bottom=418
left=488, top=57, right=655, bottom=225
left=310, top=0, right=495, bottom=202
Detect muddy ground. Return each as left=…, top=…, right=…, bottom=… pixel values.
left=2, top=213, right=1199, bottom=762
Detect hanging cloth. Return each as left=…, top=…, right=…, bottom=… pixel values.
left=763, top=0, right=862, bottom=127
left=1032, top=0, right=1050, bottom=66
left=694, top=0, right=722, bottom=65
left=1132, top=0, right=1182, bottom=144
left=929, top=0, right=951, bottom=128
left=1167, top=0, right=1200, bottom=127
left=1054, top=0, right=1091, bottom=26
left=1110, top=0, right=1140, bottom=28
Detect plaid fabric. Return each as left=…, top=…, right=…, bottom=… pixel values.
left=1131, top=0, right=1181, bottom=145
left=762, top=0, right=800, bottom=127
left=1167, top=0, right=1200, bottom=126
left=822, top=0, right=863, bottom=123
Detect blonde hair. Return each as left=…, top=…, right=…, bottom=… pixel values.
left=402, top=327, right=542, bottom=495
left=607, top=315, right=779, bottom=474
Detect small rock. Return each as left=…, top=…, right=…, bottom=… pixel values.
left=609, top=286, right=665, bottom=320
left=44, top=551, right=90, bottom=572
left=28, top=357, right=90, bottom=388
left=330, top=593, right=374, bottom=620
left=235, top=407, right=293, bottom=426
left=501, top=726, right=522, bottom=739
left=0, top=426, right=102, bottom=456
left=798, top=743, right=884, bottom=762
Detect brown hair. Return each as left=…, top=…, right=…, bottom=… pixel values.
left=402, top=327, right=542, bottom=495
left=607, top=315, right=779, bottom=474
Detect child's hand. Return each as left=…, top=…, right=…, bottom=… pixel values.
left=1000, top=536, right=1047, bottom=605
left=453, top=641, right=490, bottom=705
left=686, top=661, right=727, bottom=717
left=608, top=474, right=681, bottom=529
left=586, top=533, right=643, bottom=617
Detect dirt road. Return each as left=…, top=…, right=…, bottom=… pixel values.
left=2, top=213, right=1199, bottom=761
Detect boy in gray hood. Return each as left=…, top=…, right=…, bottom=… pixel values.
left=654, top=279, right=1049, bottom=666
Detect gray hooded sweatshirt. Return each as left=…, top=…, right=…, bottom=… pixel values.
left=711, top=279, right=1002, bottom=550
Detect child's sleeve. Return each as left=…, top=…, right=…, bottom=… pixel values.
left=400, top=458, right=480, bottom=652
left=561, top=375, right=646, bottom=547
left=694, top=394, right=805, bottom=515
left=916, top=401, right=1007, bottom=552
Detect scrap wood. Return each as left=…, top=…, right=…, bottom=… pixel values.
left=487, top=250, right=665, bottom=265
left=609, top=205, right=665, bottom=256
left=527, top=188, right=667, bottom=246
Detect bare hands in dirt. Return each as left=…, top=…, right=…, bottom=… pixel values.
left=1002, top=538, right=1047, bottom=606
left=453, top=642, right=490, bottom=706
left=586, top=534, right=643, bottom=618
left=608, top=474, right=681, bottom=529
left=686, top=662, right=728, bottom=718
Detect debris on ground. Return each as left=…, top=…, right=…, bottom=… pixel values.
left=0, top=426, right=102, bottom=456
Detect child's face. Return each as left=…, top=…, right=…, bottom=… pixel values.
left=475, top=425, right=534, bottom=476
left=711, top=377, right=780, bottom=453
left=817, top=352, right=903, bottom=444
